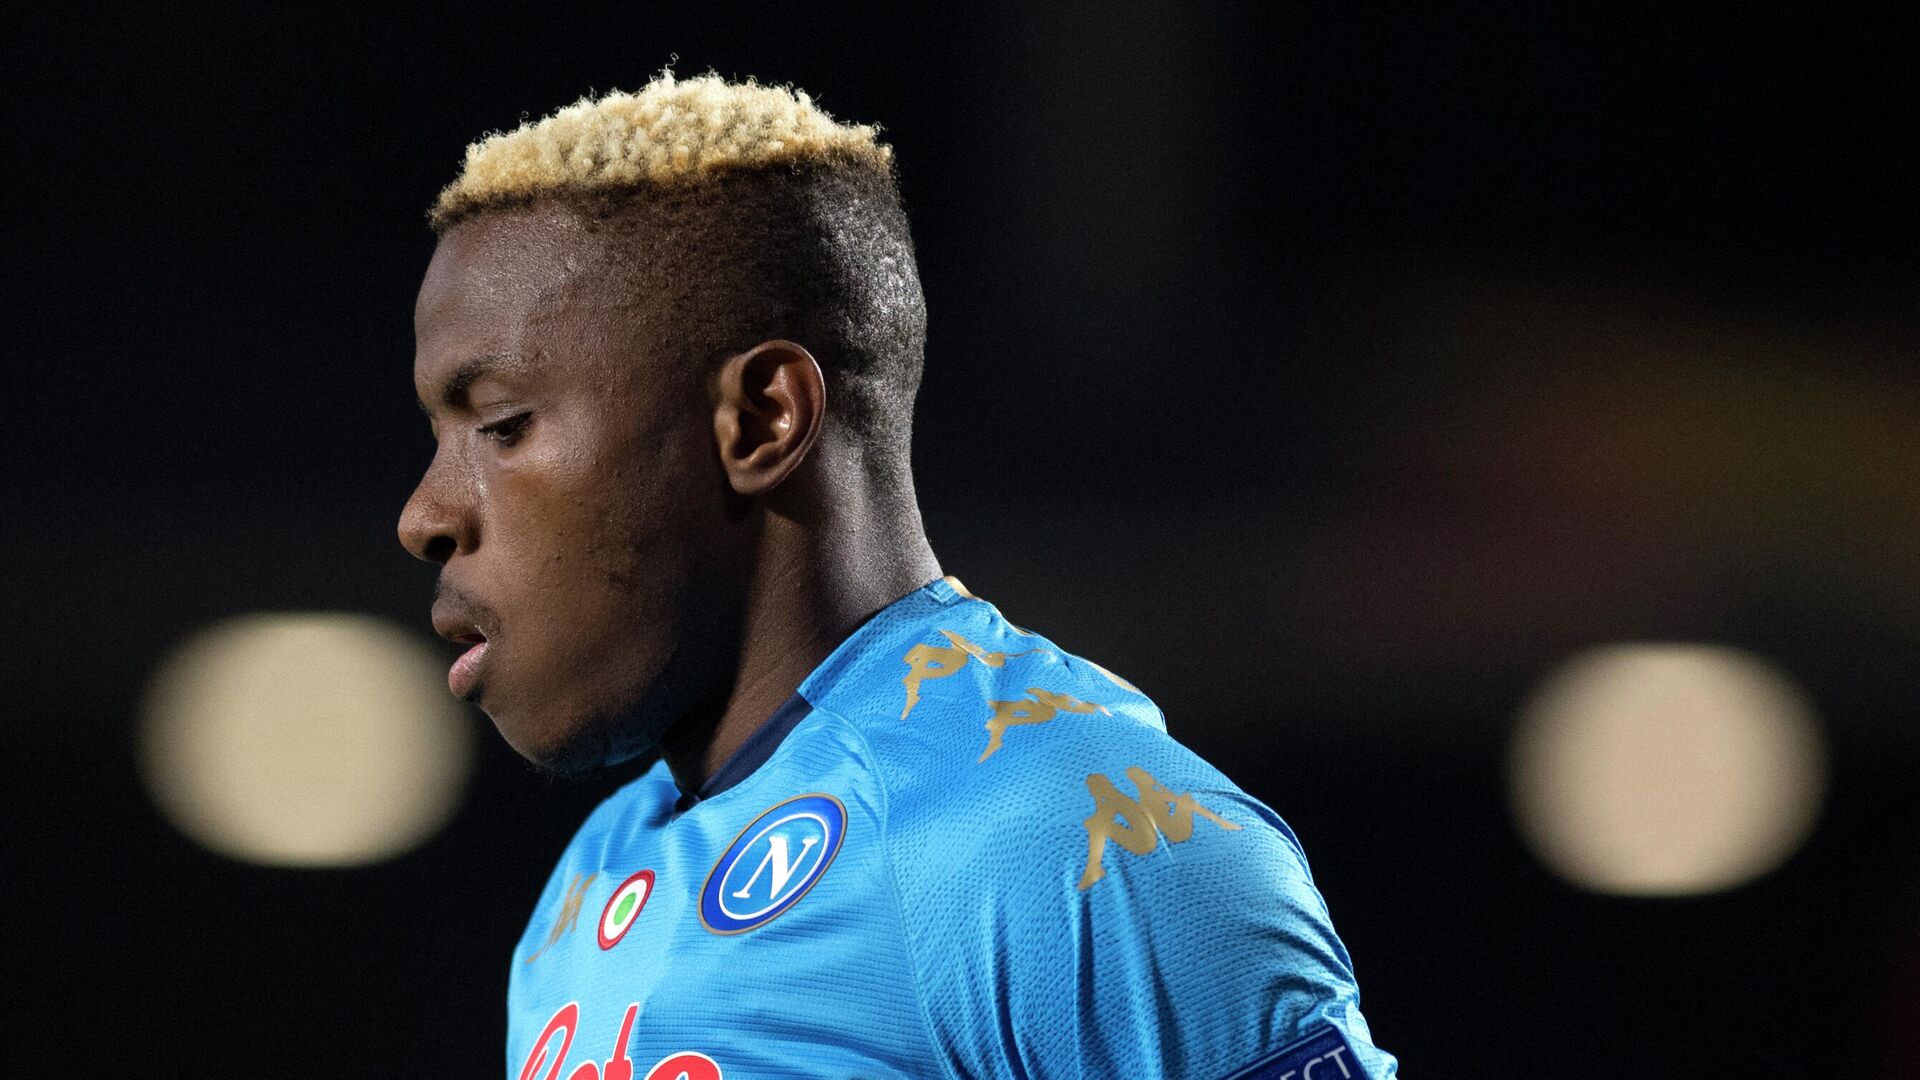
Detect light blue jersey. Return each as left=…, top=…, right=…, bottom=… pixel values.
left=508, top=576, right=1397, bottom=1080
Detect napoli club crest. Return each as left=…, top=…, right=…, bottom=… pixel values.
left=699, top=793, right=847, bottom=934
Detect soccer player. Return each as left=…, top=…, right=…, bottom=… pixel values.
left=400, top=72, right=1398, bottom=1080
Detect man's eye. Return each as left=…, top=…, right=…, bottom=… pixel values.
left=477, top=412, right=532, bottom=446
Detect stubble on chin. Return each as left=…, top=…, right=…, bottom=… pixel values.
left=511, top=667, right=683, bottom=781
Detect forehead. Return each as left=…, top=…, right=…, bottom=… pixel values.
left=413, top=207, right=603, bottom=384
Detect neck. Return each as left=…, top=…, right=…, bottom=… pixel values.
left=657, top=506, right=940, bottom=794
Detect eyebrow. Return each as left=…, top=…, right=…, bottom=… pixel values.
left=416, top=352, right=538, bottom=415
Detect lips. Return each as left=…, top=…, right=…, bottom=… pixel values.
left=432, top=593, right=496, bottom=700
left=448, top=638, right=489, bottom=699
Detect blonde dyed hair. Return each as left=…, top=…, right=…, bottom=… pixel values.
left=430, top=71, right=894, bottom=230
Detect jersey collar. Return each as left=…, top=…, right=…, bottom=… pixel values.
left=686, top=574, right=973, bottom=803
left=797, top=573, right=974, bottom=719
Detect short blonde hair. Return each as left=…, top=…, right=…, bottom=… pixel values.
left=429, top=71, right=894, bottom=230
left=423, top=71, right=927, bottom=471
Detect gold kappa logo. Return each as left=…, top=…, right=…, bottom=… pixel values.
left=899, top=630, right=1052, bottom=720
left=979, top=688, right=1110, bottom=763
left=525, top=871, right=596, bottom=963
left=899, top=628, right=1140, bottom=743
left=1078, top=766, right=1241, bottom=890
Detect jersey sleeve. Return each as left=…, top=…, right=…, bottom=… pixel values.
left=881, top=720, right=1398, bottom=1080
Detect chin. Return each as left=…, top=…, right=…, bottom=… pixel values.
left=497, top=699, right=664, bottom=780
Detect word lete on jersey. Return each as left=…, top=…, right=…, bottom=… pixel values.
left=518, top=1001, right=720, bottom=1080
left=1078, top=765, right=1242, bottom=890
left=699, top=793, right=847, bottom=934
left=597, top=869, right=655, bottom=950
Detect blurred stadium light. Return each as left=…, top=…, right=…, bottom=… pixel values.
left=138, top=612, right=473, bottom=867
left=1509, top=643, right=1826, bottom=896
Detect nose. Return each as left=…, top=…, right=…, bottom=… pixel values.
left=398, top=453, right=473, bottom=565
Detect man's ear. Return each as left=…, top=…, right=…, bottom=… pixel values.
left=710, top=339, right=828, bottom=498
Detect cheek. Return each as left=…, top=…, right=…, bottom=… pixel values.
left=493, top=415, right=720, bottom=593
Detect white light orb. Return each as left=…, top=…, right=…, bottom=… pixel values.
left=1509, top=643, right=1826, bottom=896
left=140, top=612, right=473, bottom=867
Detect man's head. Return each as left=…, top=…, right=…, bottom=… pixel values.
left=400, top=72, right=927, bottom=775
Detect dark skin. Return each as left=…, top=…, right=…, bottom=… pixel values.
left=400, top=202, right=941, bottom=789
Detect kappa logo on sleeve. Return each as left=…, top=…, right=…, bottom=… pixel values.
left=1077, top=765, right=1242, bottom=889
left=899, top=630, right=1052, bottom=720
left=1224, top=1025, right=1363, bottom=1080
left=979, top=687, right=1110, bottom=763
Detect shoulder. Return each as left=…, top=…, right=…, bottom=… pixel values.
left=813, top=589, right=1314, bottom=917
left=817, top=600, right=1385, bottom=1075
left=860, top=669, right=1310, bottom=916
left=820, top=587, right=1174, bottom=775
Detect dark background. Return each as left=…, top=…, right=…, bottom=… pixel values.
left=5, top=2, right=1917, bottom=1075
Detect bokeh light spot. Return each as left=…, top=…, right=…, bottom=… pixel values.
left=1509, top=643, right=1826, bottom=896
left=139, top=612, right=473, bottom=867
